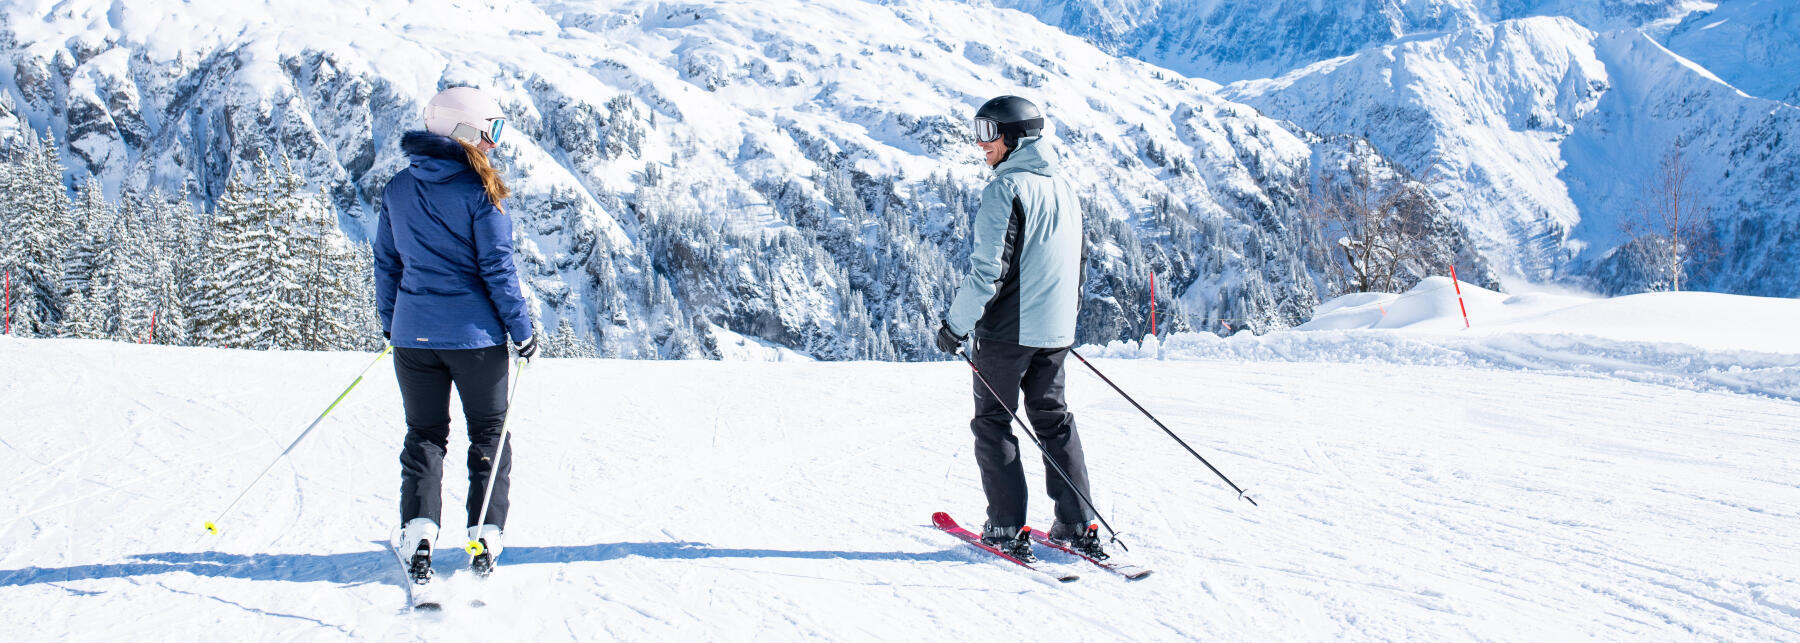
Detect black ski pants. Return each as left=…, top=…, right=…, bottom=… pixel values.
left=968, top=338, right=1093, bottom=529
left=394, top=344, right=512, bottom=529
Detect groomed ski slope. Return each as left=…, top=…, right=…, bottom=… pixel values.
left=3, top=289, right=1799, bottom=640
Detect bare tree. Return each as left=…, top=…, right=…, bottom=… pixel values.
left=1307, top=164, right=1436, bottom=294
left=1621, top=146, right=1716, bottom=292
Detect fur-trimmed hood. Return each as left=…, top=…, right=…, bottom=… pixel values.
left=400, top=131, right=472, bottom=183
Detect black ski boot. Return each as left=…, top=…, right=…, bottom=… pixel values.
left=406, top=540, right=434, bottom=584
left=467, top=525, right=503, bottom=578
left=981, top=523, right=1038, bottom=563
left=1050, top=520, right=1110, bottom=562
left=470, top=545, right=494, bottom=577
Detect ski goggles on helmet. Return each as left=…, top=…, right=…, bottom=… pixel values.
left=973, top=117, right=1002, bottom=143
left=452, top=118, right=508, bottom=145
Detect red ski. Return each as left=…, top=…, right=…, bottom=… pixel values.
left=931, top=512, right=1078, bottom=583
left=1029, top=529, right=1153, bottom=580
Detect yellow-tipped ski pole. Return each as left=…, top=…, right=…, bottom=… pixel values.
left=466, top=358, right=526, bottom=556
left=204, top=345, right=394, bottom=535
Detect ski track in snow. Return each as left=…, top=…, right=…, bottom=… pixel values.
left=1, top=336, right=1797, bottom=640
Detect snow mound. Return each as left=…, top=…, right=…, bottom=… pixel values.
left=1087, top=279, right=1800, bottom=401
left=1302, top=277, right=1800, bottom=354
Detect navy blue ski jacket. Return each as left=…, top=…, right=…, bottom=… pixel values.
left=375, top=131, right=533, bottom=350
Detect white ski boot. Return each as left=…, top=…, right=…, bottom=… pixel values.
left=392, top=518, right=441, bottom=609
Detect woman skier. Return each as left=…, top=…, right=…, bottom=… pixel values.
left=375, top=86, right=536, bottom=592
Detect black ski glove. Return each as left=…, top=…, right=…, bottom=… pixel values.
left=935, top=320, right=966, bottom=355
left=514, top=335, right=538, bottom=363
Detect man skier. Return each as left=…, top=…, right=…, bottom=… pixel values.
left=937, top=95, right=1106, bottom=563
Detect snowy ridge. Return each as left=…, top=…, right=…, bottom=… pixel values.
left=982, top=0, right=1711, bottom=83
left=1223, top=16, right=1800, bottom=296
left=3, top=308, right=1799, bottom=637
left=1223, top=18, right=1610, bottom=282
left=1664, top=0, right=1800, bottom=106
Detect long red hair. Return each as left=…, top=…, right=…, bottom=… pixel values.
left=459, top=141, right=511, bottom=211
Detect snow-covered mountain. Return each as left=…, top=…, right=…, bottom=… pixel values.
left=4, top=0, right=1489, bottom=359
left=1223, top=15, right=1800, bottom=296
left=981, top=0, right=1711, bottom=83
left=988, top=0, right=1799, bottom=296
left=1664, top=0, right=1800, bottom=105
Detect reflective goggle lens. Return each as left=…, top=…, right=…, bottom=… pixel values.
left=974, top=118, right=1000, bottom=143
left=486, top=118, right=506, bottom=144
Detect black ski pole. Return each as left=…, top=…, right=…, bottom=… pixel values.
left=1068, top=349, right=1258, bottom=507
left=960, top=349, right=1129, bottom=551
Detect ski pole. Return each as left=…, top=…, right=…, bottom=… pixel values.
left=1068, top=349, right=1258, bottom=507
left=960, top=348, right=1129, bottom=552
left=204, top=345, right=394, bottom=535
left=466, top=357, right=527, bottom=557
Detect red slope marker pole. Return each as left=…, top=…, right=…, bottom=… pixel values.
left=142, top=310, right=158, bottom=344
left=1449, top=265, right=1470, bottom=329
left=1149, top=272, right=1157, bottom=338
left=3, top=270, right=10, bottom=335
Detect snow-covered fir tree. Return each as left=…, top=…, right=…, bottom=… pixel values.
left=0, top=133, right=73, bottom=337
left=62, top=178, right=128, bottom=339
left=544, top=318, right=598, bottom=359
left=345, top=241, right=384, bottom=351
left=291, top=187, right=366, bottom=351
left=192, top=154, right=309, bottom=350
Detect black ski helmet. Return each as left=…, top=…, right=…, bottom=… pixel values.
left=974, top=95, right=1045, bottom=149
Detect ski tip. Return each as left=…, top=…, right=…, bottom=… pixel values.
left=1057, top=574, right=1080, bottom=583
left=1126, top=570, right=1154, bottom=581
left=930, top=512, right=956, bottom=529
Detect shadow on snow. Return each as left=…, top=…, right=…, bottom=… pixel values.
left=0, top=541, right=969, bottom=588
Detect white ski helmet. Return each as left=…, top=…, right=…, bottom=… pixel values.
left=423, top=87, right=507, bottom=146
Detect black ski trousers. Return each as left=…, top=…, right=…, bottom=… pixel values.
left=394, top=344, right=512, bottom=529
left=969, top=337, right=1093, bottom=529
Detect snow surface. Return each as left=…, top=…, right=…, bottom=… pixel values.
left=4, top=290, right=1799, bottom=639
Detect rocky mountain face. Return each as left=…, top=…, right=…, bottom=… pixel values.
left=980, top=0, right=1710, bottom=82
left=993, top=0, right=1796, bottom=297
left=3, top=0, right=1486, bottom=358
left=1222, top=17, right=1800, bottom=296
left=1663, top=0, right=1800, bottom=106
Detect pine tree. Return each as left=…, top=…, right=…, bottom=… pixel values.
left=2, top=132, right=73, bottom=336
left=193, top=153, right=297, bottom=349
left=60, top=291, right=99, bottom=339
left=545, top=317, right=598, bottom=359
left=291, top=187, right=361, bottom=350
left=63, top=178, right=128, bottom=339
left=347, top=241, right=384, bottom=350
left=144, top=191, right=201, bottom=346
left=114, top=193, right=160, bottom=342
